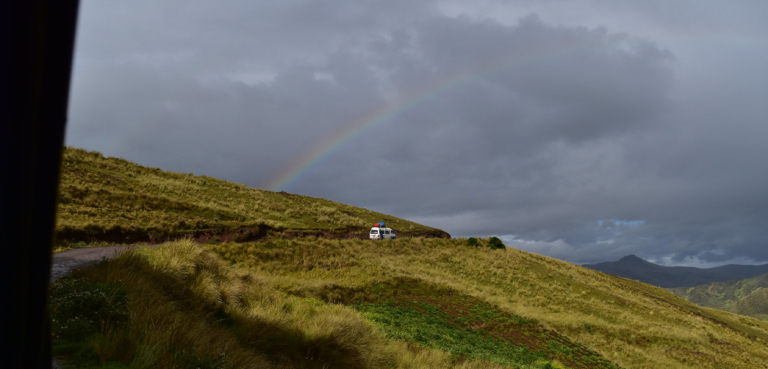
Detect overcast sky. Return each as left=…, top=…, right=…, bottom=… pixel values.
left=66, top=0, right=768, bottom=267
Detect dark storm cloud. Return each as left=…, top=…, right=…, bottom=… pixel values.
left=66, top=0, right=768, bottom=266
left=302, top=15, right=675, bottom=211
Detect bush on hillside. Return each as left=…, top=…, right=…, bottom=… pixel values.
left=488, top=237, right=505, bottom=250
left=49, top=274, right=128, bottom=341
left=467, top=237, right=478, bottom=247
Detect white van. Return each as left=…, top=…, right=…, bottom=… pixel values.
left=370, top=227, right=396, bottom=240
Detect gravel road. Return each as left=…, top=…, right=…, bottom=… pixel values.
left=50, top=244, right=158, bottom=283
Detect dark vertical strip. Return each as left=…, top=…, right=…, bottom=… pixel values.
left=0, top=1, right=80, bottom=368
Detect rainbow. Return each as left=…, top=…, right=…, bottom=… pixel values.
left=263, top=41, right=607, bottom=191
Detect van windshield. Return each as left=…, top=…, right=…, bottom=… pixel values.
left=371, top=230, right=378, bottom=234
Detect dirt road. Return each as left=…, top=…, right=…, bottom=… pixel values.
left=50, top=245, right=157, bottom=283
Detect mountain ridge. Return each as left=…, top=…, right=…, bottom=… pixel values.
left=583, top=255, right=768, bottom=288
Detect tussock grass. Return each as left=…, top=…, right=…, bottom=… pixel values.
left=208, top=237, right=768, bottom=369
left=50, top=240, right=506, bottom=368
left=56, top=147, right=446, bottom=247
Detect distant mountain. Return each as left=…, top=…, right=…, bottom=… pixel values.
left=670, top=273, right=768, bottom=321
left=582, top=254, right=768, bottom=288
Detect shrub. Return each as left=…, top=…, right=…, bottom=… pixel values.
left=467, top=237, right=478, bottom=247
left=49, top=274, right=128, bottom=341
left=488, top=237, right=505, bottom=250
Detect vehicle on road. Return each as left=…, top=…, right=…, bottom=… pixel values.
left=370, top=222, right=396, bottom=240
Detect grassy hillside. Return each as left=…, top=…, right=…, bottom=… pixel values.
left=56, top=147, right=447, bottom=248
left=209, top=238, right=768, bottom=368
left=51, top=239, right=768, bottom=369
left=670, top=273, right=768, bottom=321
left=52, top=147, right=768, bottom=368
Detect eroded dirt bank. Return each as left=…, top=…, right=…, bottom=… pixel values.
left=56, top=224, right=451, bottom=248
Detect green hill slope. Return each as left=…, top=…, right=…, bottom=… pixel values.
left=56, top=147, right=447, bottom=247
left=670, top=273, right=768, bottom=321
left=210, top=238, right=768, bottom=368
left=51, top=239, right=768, bottom=369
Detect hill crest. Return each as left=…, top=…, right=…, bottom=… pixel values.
left=56, top=147, right=448, bottom=248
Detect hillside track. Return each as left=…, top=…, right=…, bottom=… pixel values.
left=50, top=245, right=158, bottom=283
